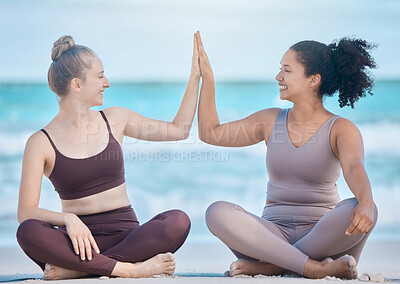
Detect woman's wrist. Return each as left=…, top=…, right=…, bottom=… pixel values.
left=189, top=73, right=201, bottom=81
left=358, top=195, right=374, bottom=206
left=62, top=212, right=77, bottom=225
left=201, top=74, right=215, bottom=83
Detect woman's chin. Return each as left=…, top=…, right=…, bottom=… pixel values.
left=279, top=93, right=294, bottom=103
left=90, top=101, right=103, bottom=108
left=279, top=93, right=287, bottom=100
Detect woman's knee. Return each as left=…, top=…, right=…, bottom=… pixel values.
left=336, top=197, right=358, bottom=209
left=205, top=201, right=237, bottom=233
left=336, top=197, right=378, bottom=227
left=16, top=219, right=48, bottom=247
left=163, top=209, right=191, bottom=239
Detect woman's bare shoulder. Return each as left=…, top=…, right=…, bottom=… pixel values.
left=102, top=106, right=133, bottom=118
left=332, top=117, right=360, bottom=134
left=255, top=108, right=281, bottom=121
left=23, top=130, right=52, bottom=158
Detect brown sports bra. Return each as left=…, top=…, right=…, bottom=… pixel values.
left=41, top=111, right=125, bottom=200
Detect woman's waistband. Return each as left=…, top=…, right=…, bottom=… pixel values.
left=262, top=203, right=331, bottom=220
left=77, top=205, right=133, bottom=217
left=76, top=204, right=138, bottom=225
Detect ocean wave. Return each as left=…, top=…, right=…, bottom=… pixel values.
left=358, top=121, right=400, bottom=154
left=1, top=121, right=399, bottom=157
left=0, top=171, right=399, bottom=246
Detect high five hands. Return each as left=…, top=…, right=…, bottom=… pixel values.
left=193, top=31, right=214, bottom=82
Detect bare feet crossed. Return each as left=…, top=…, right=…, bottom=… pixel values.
left=43, top=263, right=91, bottom=280
left=229, top=259, right=285, bottom=277
left=228, top=255, right=357, bottom=279
left=44, top=252, right=176, bottom=280
left=112, top=252, right=176, bottom=278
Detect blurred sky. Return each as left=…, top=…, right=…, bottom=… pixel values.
left=1, top=0, right=399, bottom=82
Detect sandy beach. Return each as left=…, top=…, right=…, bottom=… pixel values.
left=1, top=240, right=399, bottom=283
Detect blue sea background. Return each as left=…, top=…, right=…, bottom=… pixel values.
left=1, top=0, right=400, bottom=248
left=0, top=81, right=399, bottom=247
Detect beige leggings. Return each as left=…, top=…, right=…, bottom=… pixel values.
left=205, top=198, right=378, bottom=275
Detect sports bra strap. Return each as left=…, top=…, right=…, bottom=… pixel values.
left=40, top=129, right=58, bottom=151
left=99, top=110, right=112, bottom=134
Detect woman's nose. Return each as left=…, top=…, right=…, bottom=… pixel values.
left=104, top=77, right=111, bottom=88
left=275, top=71, right=283, bottom=81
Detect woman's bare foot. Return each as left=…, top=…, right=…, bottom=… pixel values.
left=304, top=255, right=357, bottom=279
left=229, top=259, right=285, bottom=277
left=112, top=253, right=176, bottom=278
left=43, top=263, right=92, bottom=280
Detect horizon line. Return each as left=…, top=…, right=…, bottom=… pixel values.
left=1, top=79, right=400, bottom=85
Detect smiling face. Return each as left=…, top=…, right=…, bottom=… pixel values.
left=275, top=49, right=313, bottom=102
left=78, top=56, right=111, bottom=107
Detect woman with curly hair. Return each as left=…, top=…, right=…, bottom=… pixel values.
left=16, top=34, right=200, bottom=280
left=197, top=32, right=378, bottom=279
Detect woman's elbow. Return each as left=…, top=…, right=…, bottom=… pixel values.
left=17, top=206, right=34, bottom=224
left=198, top=130, right=208, bottom=143
left=198, top=125, right=211, bottom=143
left=199, top=132, right=217, bottom=145
left=17, top=209, right=26, bottom=224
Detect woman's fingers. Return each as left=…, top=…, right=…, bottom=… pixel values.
left=356, top=218, right=367, bottom=233
left=71, top=237, right=79, bottom=255
left=360, top=218, right=372, bottom=233
left=346, top=210, right=360, bottom=235
left=191, top=33, right=201, bottom=77
left=77, top=237, right=86, bottom=260
left=196, top=31, right=204, bottom=50
left=193, top=34, right=199, bottom=63
left=89, top=234, right=100, bottom=254
left=193, top=33, right=198, bottom=55
left=196, top=32, right=209, bottom=61
left=84, top=238, right=92, bottom=260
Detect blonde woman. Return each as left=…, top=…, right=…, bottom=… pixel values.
left=16, top=34, right=200, bottom=279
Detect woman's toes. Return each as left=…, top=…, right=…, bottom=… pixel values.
left=43, top=263, right=55, bottom=280
left=347, top=255, right=357, bottom=267
left=165, top=252, right=174, bottom=261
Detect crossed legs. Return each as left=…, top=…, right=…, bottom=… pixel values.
left=205, top=198, right=378, bottom=279
left=17, top=209, right=191, bottom=279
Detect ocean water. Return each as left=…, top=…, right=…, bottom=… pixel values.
left=0, top=81, right=399, bottom=247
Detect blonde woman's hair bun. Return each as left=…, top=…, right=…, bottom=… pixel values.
left=48, top=35, right=95, bottom=96
left=51, top=35, right=75, bottom=61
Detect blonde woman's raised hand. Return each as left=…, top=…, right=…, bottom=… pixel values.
left=196, top=31, right=214, bottom=81
left=191, top=33, right=201, bottom=78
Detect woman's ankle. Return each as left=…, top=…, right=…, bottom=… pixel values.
left=111, top=261, right=133, bottom=278
left=303, top=258, right=324, bottom=279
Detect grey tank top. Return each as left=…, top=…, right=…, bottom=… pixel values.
left=266, top=108, right=341, bottom=209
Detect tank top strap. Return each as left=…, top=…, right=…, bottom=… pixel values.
left=40, top=129, right=58, bottom=152
left=267, top=108, right=289, bottom=145
left=325, top=115, right=342, bottom=135
left=271, top=108, right=289, bottom=132
left=278, top=108, right=289, bottom=122
left=99, top=110, right=112, bottom=134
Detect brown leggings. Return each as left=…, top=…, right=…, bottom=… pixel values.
left=16, top=205, right=191, bottom=276
left=206, top=198, right=378, bottom=275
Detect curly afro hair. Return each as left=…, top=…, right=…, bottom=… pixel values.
left=290, top=38, right=377, bottom=108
